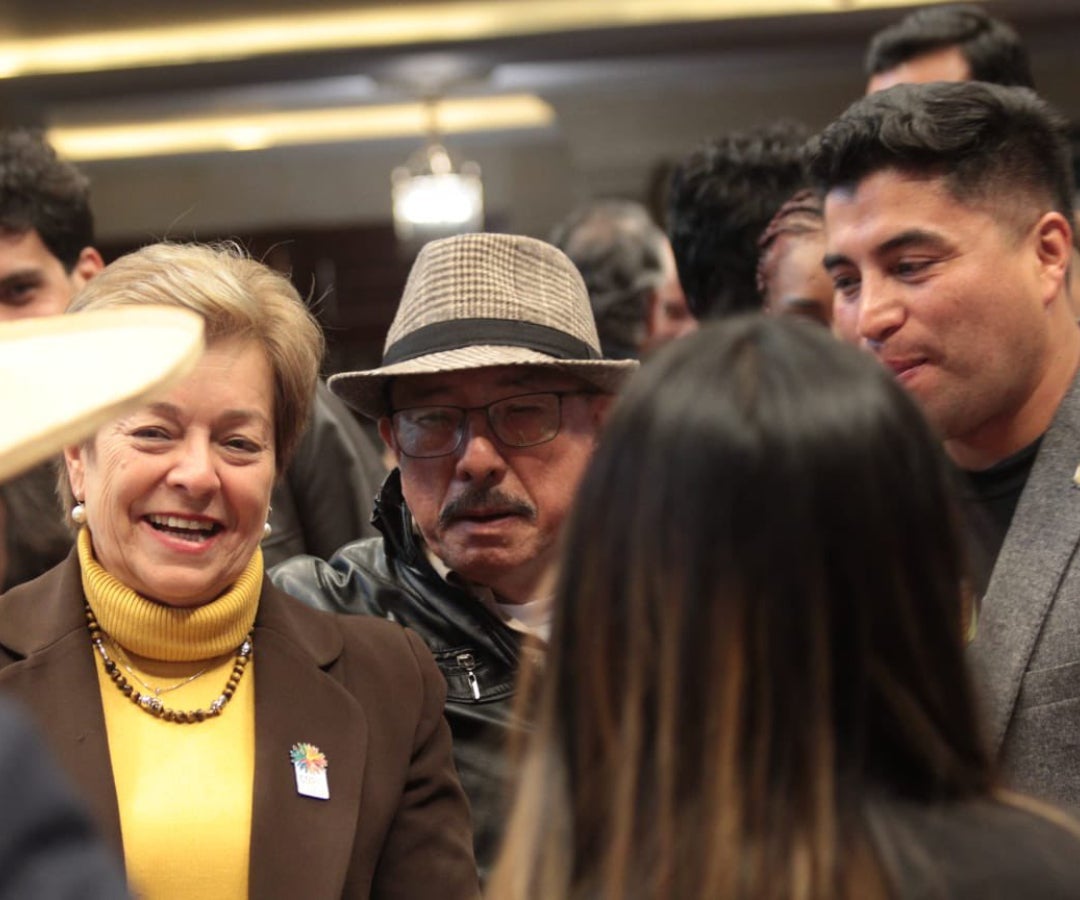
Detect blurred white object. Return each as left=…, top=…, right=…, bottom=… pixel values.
left=0, top=306, right=204, bottom=482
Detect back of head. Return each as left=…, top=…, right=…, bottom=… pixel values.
left=667, top=121, right=811, bottom=320
left=495, top=316, right=993, bottom=899
left=67, top=242, right=323, bottom=470
left=811, top=81, right=1074, bottom=228
left=865, top=4, right=1034, bottom=88
left=549, top=200, right=668, bottom=360
left=0, top=129, right=93, bottom=270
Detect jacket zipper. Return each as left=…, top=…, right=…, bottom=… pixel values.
left=456, top=652, right=481, bottom=700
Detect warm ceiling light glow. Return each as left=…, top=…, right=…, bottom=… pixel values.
left=1, top=0, right=950, bottom=78
left=392, top=143, right=485, bottom=241
left=46, top=95, right=555, bottom=161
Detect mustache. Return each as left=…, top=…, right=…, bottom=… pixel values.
left=439, top=487, right=537, bottom=528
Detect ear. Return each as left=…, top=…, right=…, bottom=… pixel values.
left=1032, top=211, right=1072, bottom=308
left=63, top=443, right=87, bottom=504
left=377, top=417, right=401, bottom=465
left=588, top=394, right=616, bottom=430
left=69, top=246, right=105, bottom=291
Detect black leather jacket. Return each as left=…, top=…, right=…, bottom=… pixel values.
left=269, top=470, right=522, bottom=879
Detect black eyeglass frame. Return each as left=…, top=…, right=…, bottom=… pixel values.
left=389, top=390, right=599, bottom=458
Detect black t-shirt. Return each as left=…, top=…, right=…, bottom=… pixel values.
left=954, top=437, right=1042, bottom=601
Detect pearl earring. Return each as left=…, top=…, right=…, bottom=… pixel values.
left=71, top=502, right=87, bottom=526
left=263, top=506, right=273, bottom=539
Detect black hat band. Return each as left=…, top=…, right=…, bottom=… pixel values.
left=382, top=318, right=601, bottom=366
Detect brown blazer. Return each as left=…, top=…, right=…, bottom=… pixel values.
left=0, top=551, right=480, bottom=899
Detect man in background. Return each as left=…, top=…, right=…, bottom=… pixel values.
left=865, top=3, right=1034, bottom=94
left=666, top=121, right=811, bottom=320
left=0, top=131, right=103, bottom=589
left=550, top=199, right=695, bottom=359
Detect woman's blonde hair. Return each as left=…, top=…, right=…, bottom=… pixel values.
left=64, top=241, right=323, bottom=482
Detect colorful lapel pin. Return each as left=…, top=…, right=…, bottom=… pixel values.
left=290, top=742, right=329, bottom=800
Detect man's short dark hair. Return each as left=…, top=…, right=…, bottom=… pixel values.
left=667, top=121, right=810, bottom=320
left=0, top=129, right=94, bottom=271
left=811, top=81, right=1074, bottom=230
left=865, top=3, right=1034, bottom=89
left=549, top=200, right=667, bottom=360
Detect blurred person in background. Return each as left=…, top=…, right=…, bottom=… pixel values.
left=0, top=129, right=104, bottom=591
left=865, top=3, right=1034, bottom=94
left=491, top=316, right=1080, bottom=900
left=666, top=121, right=811, bottom=320
left=755, top=188, right=832, bottom=326
left=550, top=199, right=696, bottom=359
left=260, top=378, right=387, bottom=568
left=0, top=698, right=129, bottom=899
left=0, top=242, right=478, bottom=900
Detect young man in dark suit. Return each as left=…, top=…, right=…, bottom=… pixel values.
left=814, top=81, right=1080, bottom=806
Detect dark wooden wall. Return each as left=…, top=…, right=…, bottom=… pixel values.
left=98, top=222, right=414, bottom=378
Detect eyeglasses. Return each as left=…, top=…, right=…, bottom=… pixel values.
left=390, top=391, right=596, bottom=458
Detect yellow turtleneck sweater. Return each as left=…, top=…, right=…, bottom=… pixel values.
left=79, top=528, right=259, bottom=900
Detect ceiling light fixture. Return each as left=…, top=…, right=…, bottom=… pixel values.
left=46, top=94, right=555, bottom=162
left=391, top=101, right=484, bottom=244
left=0, top=0, right=948, bottom=78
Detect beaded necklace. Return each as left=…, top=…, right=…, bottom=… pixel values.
left=86, top=602, right=253, bottom=724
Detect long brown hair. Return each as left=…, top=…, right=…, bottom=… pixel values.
left=490, top=317, right=996, bottom=900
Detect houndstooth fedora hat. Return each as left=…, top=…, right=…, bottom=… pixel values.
left=329, top=232, right=638, bottom=418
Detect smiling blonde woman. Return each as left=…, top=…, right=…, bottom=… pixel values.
left=0, top=242, right=478, bottom=900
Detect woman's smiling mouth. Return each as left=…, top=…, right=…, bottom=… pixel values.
left=145, top=514, right=223, bottom=542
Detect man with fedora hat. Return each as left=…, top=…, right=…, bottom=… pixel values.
left=271, top=231, right=636, bottom=876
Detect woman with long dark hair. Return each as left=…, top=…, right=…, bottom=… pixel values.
left=490, top=316, right=1080, bottom=900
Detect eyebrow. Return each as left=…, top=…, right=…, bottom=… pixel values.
left=0, top=268, right=43, bottom=290
left=145, top=402, right=272, bottom=429
left=392, top=384, right=449, bottom=405
left=823, top=228, right=949, bottom=272
left=877, top=228, right=950, bottom=255
left=822, top=252, right=850, bottom=273
left=783, top=298, right=828, bottom=312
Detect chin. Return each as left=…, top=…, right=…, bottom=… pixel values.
left=448, top=552, right=523, bottom=585
left=141, top=578, right=230, bottom=609
left=149, top=592, right=219, bottom=609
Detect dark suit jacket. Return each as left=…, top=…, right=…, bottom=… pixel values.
left=970, top=369, right=1080, bottom=808
left=0, top=552, right=479, bottom=899
left=263, top=380, right=387, bottom=568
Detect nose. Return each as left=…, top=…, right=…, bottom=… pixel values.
left=165, top=435, right=221, bottom=498
left=857, top=274, right=905, bottom=347
left=453, top=409, right=508, bottom=484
